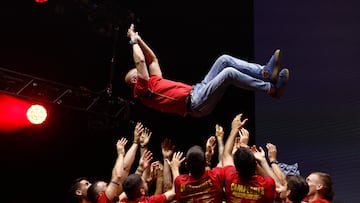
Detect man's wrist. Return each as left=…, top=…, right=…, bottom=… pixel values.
left=136, top=166, right=144, bottom=174
left=205, top=159, right=211, bottom=167
left=270, top=160, right=279, bottom=165
left=129, top=39, right=138, bottom=45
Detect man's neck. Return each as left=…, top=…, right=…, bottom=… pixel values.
left=81, top=198, right=92, bottom=203
left=308, top=193, right=323, bottom=202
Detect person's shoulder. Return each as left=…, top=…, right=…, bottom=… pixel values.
left=210, top=166, right=225, bottom=173
left=253, top=175, right=275, bottom=186
left=149, top=74, right=162, bottom=79
left=175, top=174, right=190, bottom=182
left=311, top=199, right=331, bottom=203
left=149, top=194, right=166, bottom=203
left=222, top=165, right=236, bottom=172
left=97, top=192, right=112, bottom=203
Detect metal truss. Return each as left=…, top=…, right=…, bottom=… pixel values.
left=0, top=67, right=132, bottom=123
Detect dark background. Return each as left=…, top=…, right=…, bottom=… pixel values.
left=253, top=1, right=360, bottom=202
left=0, top=1, right=359, bottom=203
left=0, top=1, right=254, bottom=203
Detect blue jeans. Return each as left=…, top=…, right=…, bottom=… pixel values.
left=189, top=54, right=271, bottom=117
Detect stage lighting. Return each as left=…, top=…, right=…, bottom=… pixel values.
left=35, top=0, right=48, bottom=3
left=26, top=104, right=47, bottom=124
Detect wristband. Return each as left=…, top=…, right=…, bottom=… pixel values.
left=129, top=39, right=138, bottom=45
left=110, top=181, right=120, bottom=187
left=270, top=160, right=279, bottom=165
left=136, top=167, right=144, bottom=173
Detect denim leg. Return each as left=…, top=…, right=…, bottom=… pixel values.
left=201, top=54, right=266, bottom=85
left=190, top=67, right=271, bottom=117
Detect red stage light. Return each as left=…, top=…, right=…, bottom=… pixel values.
left=0, top=94, right=48, bottom=133
left=26, top=104, right=47, bottom=124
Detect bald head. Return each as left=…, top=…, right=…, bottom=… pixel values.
left=124, top=68, right=137, bottom=88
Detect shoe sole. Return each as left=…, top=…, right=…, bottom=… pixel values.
left=271, top=49, right=281, bottom=83
left=275, top=68, right=289, bottom=98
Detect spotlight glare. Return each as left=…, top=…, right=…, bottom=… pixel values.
left=26, top=104, right=47, bottom=124
left=35, top=0, right=48, bottom=3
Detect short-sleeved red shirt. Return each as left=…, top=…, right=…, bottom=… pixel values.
left=174, top=167, right=224, bottom=202
left=119, top=194, right=167, bottom=203
left=96, top=192, right=113, bottom=203
left=134, top=75, right=192, bottom=116
left=309, top=199, right=331, bottom=203
left=223, top=165, right=276, bottom=203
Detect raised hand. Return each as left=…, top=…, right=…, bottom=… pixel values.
left=161, top=138, right=175, bottom=159
left=140, top=127, right=152, bottom=147
left=133, top=122, right=144, bottom=144
left=215, top=124, right=224, bottom=141
left=205, top=136, right=217, bottom=159
left=166, top=151, right=185, bottom=169
left=239, top=127, right=250, bottom=145
left=116, top=137, right=128, bottom=155
left=266, top=143, right=278, bottom=162
left=231, top=113, right=248, bottom=131
left=139, top=149, right=153, bottom=170
left=252, top=145, right=266, bottom=163
left=127, top=23, right=139, bottom=41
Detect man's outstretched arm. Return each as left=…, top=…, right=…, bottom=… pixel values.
left=127, top=24, right=150, bottom=80
left=223, top=113, right=248, bottom=167
left=128, top=24, right=162, bottom=77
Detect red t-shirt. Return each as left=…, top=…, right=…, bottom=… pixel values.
left=97, top=192, right=113, bottom=203
left=119, top=194, right=167, bottom=203
left=223, top=165, right=276, bottom=203
left=302, top=196, right=331, bottom=203
left=310, top=199, right=331, bottom=203
left=174, top=167, right=224, bottom=202
left=134, top=75, right=192, bottom=116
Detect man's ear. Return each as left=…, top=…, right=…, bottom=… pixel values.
left=286, top=190, right=292, bottom=199
left=75, top=189, right=82, bottom=196
left=316, top=183, right=324, bottom=191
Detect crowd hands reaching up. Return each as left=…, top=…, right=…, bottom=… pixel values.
left=69, top=114, right=334, bottom=203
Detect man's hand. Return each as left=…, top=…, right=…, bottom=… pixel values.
left=239, top=127, right=250, bottom=145
left=133, top=122, right=144, bottom=144
left=215, top=124, right=224, bottom=141
left=266, top=143, right=278, bottom=162
left=140, top=127, right=152, bottom=147
left=205, top=136, right=217, bottom=159
left=127, top=23, right=140, bottom=41
left=166, top=151, right=185, bottom=170
left=161, top=138, right=175, bottom=159
left=116, top=137, right=128, bottom=155
left=139, top=149, right=153, bottom=170
left=231, top=113, right=248, bottom=131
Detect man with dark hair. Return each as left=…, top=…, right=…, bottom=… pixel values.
left=185, top=145, right=207, bottom=177
left=119, top=152, right=184, bottom=203
left=278, top=175, right=309, bottom=203
left=233, top=148, right=258, bottom=181
left=87, top=138, right=127, bottom=203
left=222, top=113, right=276, bottom=202
left=122, top=174, right=150, bottom=201
left=68, top=177, right=92, bottom=203
left=174, top=145, right=224, bottom=202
